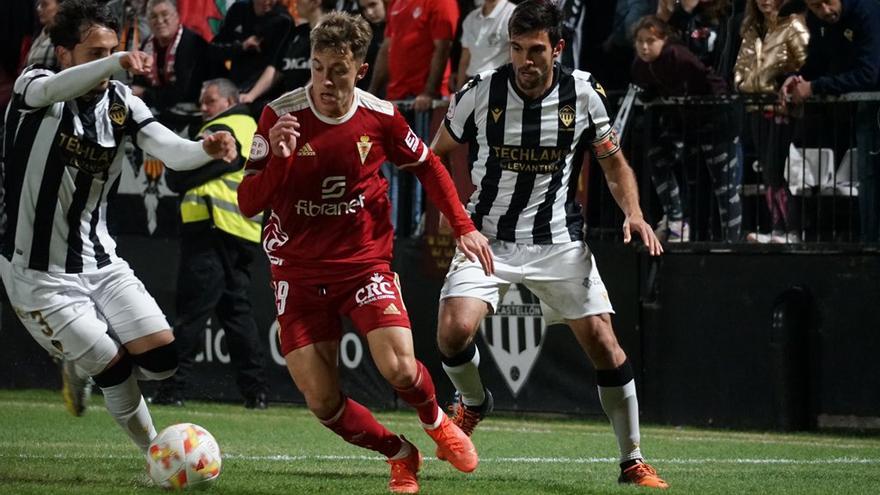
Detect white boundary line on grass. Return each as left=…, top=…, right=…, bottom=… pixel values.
left=3, top=453, right=879, bottom=465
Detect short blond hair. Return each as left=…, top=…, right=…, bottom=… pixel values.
left=310, top=11, right=372, bottom=62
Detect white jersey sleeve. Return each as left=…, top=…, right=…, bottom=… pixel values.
left=129, top=94, right=212, bottom=171
left=16, top=53, right=126, bottom=109
left=444, top=75, right=480, bottom=143
left=580, top=76, right=620, bottom=159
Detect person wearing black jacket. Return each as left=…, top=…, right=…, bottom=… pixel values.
left=782, top=0, right=880, bottom=242
left=208, top=0, right=292, bottom=93
left=632, top=15, right=743, bottom=242
left=132, top=0, right=207, bottom=128
left=150, top=78, right=270, bottom=409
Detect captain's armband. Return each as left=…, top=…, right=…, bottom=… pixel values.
left=591, top=129, right=621, bottom=160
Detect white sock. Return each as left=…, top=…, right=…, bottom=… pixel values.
left=598, top=379, right=642, bottom=463
left=442, top=346, right=486, bottom=406
left=101, top=375, right=157, bottom=453
left=389, top=436, right=413, bottom=460
left=421, top=406, right=444, bottom=430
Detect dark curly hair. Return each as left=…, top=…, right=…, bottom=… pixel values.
left=508, top=0, right=564, bottom=46
left=49, top=0, right=119, bottom=50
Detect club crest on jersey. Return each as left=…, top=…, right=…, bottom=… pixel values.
left=356, top=135, right=372, bottom=164
left=480, top=284, right=546, bottom=397
left=491, top=107, right=504, bottom=123
left=109, top=102, right=127, bottom=126
left=558, top=105, right=575, bottom=128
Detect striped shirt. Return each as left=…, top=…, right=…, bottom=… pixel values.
left=444, top=63, right=619, bottom=244
left=2, top=66, right=156, bottom=273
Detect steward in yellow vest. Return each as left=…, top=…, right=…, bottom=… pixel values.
left=156, top=79, right=269, bottom=409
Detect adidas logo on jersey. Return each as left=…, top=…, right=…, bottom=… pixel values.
left=384, top=303, right=401, bottom=315
left=297, top=143, right=316, bottom=156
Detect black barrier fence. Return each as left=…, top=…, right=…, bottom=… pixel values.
left=591, top=91, right=880, bottom=247
left=2, top=236, right=879, bottom=430
left=3, top=96, right=879, bottom=430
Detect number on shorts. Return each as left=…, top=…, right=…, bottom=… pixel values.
left=274, top=281, right=289, bottom=315
left=15, top=308, right=52, bottom=336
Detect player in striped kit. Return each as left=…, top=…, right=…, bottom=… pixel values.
left=430, top=0, right=668, bottom=489
left=0, top=0, right=235, bottom=461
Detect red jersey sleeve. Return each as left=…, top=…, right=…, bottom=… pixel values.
left=429, top=0, right=459, bottom=41
left=387, top=109, right=474, bottom=237
left=244, top=106, right=277, bottom=173
left=386, top=108, right=429, bottom=167
left=238, top=105, right=293, bottom=218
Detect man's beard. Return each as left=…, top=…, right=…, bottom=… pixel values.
left=517, top=69, right=546, bottom=91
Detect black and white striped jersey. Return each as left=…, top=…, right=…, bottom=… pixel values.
left=1, top=66, right=156, bottom=273
left=444, top=63, right=619, bottom=244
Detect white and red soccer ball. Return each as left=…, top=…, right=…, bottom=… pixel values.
left=147, top=423, right=222, bottom=489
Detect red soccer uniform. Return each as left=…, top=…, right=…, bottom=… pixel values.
left=385, top=0, right=459, bottom=100
left=238, top=87, right=474, bottom=353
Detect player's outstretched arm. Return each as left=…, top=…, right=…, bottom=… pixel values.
left=430, top=124, right=460, bottom=234
left=597, top=150, right=663, bottom=256
left=21, top=51, right=152, bottom=108
left=137, top=120, right=235, bottom=171
left=406, top=152, right=494, bottom=275
left=600, top=152, right=663, bottom=257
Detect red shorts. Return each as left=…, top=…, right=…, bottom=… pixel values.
left=273, top=268, right=411, bottom=355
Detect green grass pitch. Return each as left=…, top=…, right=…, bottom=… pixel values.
left=1, top=390, right=878, bottom=494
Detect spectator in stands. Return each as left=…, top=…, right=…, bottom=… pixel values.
left=456, top=0, right=515, bottom=90
left=152, top=78, right=270, bottom=409
left=209, top=0, right=292, bottom=95
left=368, top=0, right=459, bottom=236
left=368, top=0, right=459, bottom=112
left=26, top=0, right=65, bottom=69
left=782, top=0, right=880, bottom=242
left=357, top=0, right=385, bottom=91
left=241, top=0, right=329, bottom=109
left=657, top=0, right=741, bottom=83
left=602, top=0, right=657, bottom=54
left=735, top=0, right=808, bottom=243
left=132, top=0, right=207, bottom=126
left=107, top=0, right=151, bottom=53
left=632, top=15, right=743, bottom=242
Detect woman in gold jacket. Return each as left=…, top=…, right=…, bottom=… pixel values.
left=734, top=0, right=809, bottom=243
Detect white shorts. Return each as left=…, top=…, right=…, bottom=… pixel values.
left=440, top=240, right=614, bottom=324
left=0, top=257, right=170, bottom=360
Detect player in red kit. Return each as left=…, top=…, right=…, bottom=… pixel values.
left=237, top=12, right=494, bottom=494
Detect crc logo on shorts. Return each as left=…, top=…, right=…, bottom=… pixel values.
left=480, top=284, right=546, bottom=397
left=355, top=273, right=397, bottom=306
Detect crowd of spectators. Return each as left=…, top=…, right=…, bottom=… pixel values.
left=2, top=0, right=878, bottom=242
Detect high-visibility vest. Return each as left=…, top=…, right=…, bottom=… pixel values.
left=180, top=112, right=262, bottom=243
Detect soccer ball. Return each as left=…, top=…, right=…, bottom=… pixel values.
left=147, top=423, right=222, bottom=489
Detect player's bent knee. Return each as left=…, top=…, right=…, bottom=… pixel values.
left=92, top=352, right=134, bottom=388
left=74, top=336, right=124, bottom=377
left=305, top=392, right=343, bottom=419
left=381, top=361, right=418, bottom=389
left=129, top=342, right=178, bottom=381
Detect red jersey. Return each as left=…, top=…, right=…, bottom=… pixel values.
left=239, top=87, right=474, bottom=283
left=385, top=0, right=459, bottom=100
